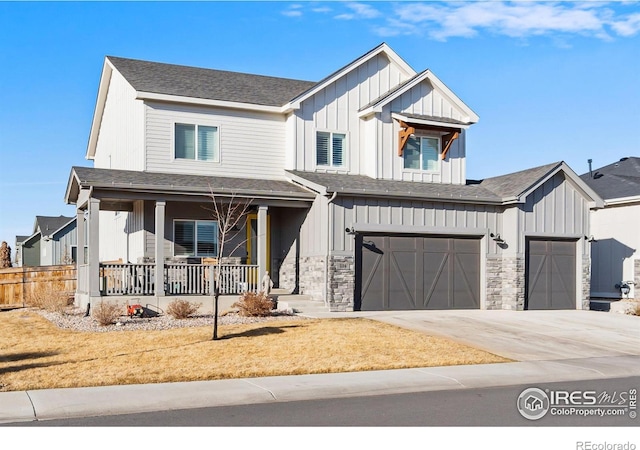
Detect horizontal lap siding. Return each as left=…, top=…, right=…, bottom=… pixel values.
left=145, top=102, right=287, bottom=179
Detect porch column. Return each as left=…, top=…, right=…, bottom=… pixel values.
left=88, top=198, right=100, bottom=298
left=76, top=209, right=84, bottom=266
left=155, top=201, right=166, bottom=297
left=257, top=205, right=268, bottom=283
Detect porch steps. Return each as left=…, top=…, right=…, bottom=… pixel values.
left=271, top=289, right=329, bottom=315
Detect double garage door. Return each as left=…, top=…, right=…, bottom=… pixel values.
left=356, top=235, right=481, bottom=311
left=355, top=234, right=577, bottom=311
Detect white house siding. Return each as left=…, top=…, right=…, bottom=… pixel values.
left=144, top=102, right=287, bottom=179
left=292, top=54, right=411, bottom=175
left=380, top=81, right=468, bottom=184
left=590, top=202, right=640, bottom=299
left=93, top=70, right=144, bottom=171
left=297, top=195, right=329, bottom=299
left=97, top=201, right=144, bottom=263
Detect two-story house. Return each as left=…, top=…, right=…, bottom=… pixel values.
left=65, top=43, right=603, bottom=312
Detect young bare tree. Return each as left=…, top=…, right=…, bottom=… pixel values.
left=0, top=241, right=12, bottom=268
left=205, top=189, right=254, bottom=340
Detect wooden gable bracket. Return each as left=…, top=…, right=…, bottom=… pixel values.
left=441, top=131, right=460, bottom=160
left=398, top=120, right=415, bottom=156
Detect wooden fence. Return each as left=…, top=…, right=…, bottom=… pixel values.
left=0, top=265, right=76, bottom=308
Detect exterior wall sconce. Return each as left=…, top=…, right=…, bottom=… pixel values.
left=585, top=235, right=596, bottom=242
left=490, top=232, right=504, bottom=243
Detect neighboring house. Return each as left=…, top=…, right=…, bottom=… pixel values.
left=580, top=157, right=640, bottom=300
left=64, top=43, right=603, bottom=312
left=16, top=216, right=78, bottom=266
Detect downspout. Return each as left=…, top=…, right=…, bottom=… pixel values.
left=325, top=191, right=338, bottom=308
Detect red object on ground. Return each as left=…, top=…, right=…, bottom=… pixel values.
left=127, top=304, right=144, bottom=318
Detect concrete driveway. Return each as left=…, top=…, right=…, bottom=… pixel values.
left=311, top=309, right=640, bottom=362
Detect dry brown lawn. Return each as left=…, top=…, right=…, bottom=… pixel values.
left=0, top=309, right=510, bottom=392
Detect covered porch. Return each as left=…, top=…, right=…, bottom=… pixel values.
left=65, top=167, right=315, bottom=310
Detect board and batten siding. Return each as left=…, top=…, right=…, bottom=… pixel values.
left=517, top=173, right=591, bottom=254
left=291, top=53, right=411, bottom=175
left=331, top=196, right=502, bottom=254
left=380, top=83, right=468, bottom=184
left=97, top=201, right=145, bottom=263
left=93, top=70, right=144, bottom=171
left=51, top=221, right=77, bottom=264
left=145, top=102, right=287, bottom=179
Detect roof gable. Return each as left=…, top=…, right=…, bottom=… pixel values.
left=284, top=43, right=416, bottom=112
left=480, top=161, right=604, bottom=207
left=359, top=70, right=479, bottom=124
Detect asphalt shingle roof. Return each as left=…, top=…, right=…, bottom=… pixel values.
left=107, top=56, right=317, bottom=107
left=70, top=167, right=315, bottom=200
left=579, top=157, right=640, bottom=200
left=35, top=216, right=74, bottom=235
left=478, top=162, right=562, bottom=199
left=286, top=170, right=502, bottom=203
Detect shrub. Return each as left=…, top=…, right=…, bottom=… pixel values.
left=233, top=292, right=274, bottom=317
left=26, top=282, right=73, bottom=313
left=166, top=299, right=201, bottom=319
left=92, top=302, right=123, bottom=326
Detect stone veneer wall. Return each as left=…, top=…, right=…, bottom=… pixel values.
left=635, top=260, right=640, bottom=300
left=278, top=251, right=298, bottom=293
left=500, top=256, right=525, bottom=310
left=485, top=257, right=503, bottom=310
left=582, top=256, right=591, bottom=309
left=327, top=255, right=355, bottom=311
left=298, top=256, right=325, bottom=301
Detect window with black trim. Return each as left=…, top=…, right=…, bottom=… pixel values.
left=174, top=220, right=218, bottom=257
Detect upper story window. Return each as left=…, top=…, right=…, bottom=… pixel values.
left=175, top=124, right=219, bottom=162
left=404, top=136, right=439, bottom=172
left=316, top=131, right=346, bottom=168
left=174, top=220, right=218, bottom=257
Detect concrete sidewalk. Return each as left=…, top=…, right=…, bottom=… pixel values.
left=2, top=354, right=640, bottom=424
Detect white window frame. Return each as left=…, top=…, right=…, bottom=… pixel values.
left=173, top=123, right=220, bottom=163
left=403, top=135, right=441, bottom=173
left=315, top=130, right=348, bottom=169
left=173, top=219, right=219, bottom=257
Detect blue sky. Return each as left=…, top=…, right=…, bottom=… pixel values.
left=0, top=1, right=639, bottom=250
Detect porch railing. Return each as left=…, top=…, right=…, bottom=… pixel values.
left=98, top=263, right=259, bottom=296
left=78, top=264, right=90, bottom=295
left=165, top=263, right=259, bottom=295
left=100, top=264, right=155, bottom=296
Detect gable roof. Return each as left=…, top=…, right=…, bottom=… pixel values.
left=358, top=69, right=479, bottom=124
left=35, top=216, right=75, bottom=236
left=107, top=56, right=317, bottom=108
left=284, top=42, right=416, bottom=112
left=479, top=161, right=604, bottom=207
left=579, top=157, right=640, bottom=203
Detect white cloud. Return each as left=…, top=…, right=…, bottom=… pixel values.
left=282, top=4, right=304, bottom=18
left=312, top=7, right=332, bottom=14
left=336, top=2, right=381, bottom=21
left=372, top=1, right=640, bottom=41
left=611, top=12, right=640, bottom=36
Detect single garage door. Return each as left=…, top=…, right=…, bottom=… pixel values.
left=526, top=239, right=576, bottom=310
left=356, top=235, right=480, bottom=311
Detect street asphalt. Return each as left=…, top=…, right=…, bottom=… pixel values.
left=1, top=308, right=639, bottom=424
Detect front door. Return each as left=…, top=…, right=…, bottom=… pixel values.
left=246, top=213, right=271, bottom=274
